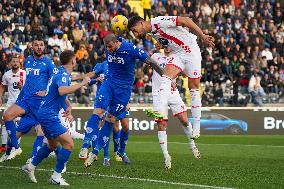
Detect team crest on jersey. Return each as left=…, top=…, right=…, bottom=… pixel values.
left=108, top=54, right=125, bottom=64
left=12, top=82, right=19, bottom=90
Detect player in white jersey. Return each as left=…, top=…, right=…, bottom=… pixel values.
left=58, top=108, right=84, bottom=140
left=147, top=44, right=200, bottom=169
left=128, top=16, right=215, bottom=139
left=0, top=56, right=26, bottom=152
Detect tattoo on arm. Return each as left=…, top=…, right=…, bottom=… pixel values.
left=144, top=57, right=164, bottom=76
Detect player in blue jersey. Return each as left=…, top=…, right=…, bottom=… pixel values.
left=83, top=33, right=163, bottom=167
left=22, top=50, right=90, bottom=186
left=0, top=37, right=57, bottom=161
left=78, top=60, right=129, bottom=165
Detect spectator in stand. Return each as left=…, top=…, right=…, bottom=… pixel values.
left=249, top=72, right=266, bottom=106
left=0, top=0, right=282, bottom=106
left=1, top=33, right=11, bottom=49
left=75, top=44, right=88, bottom=62
left=60, top=34, right=73, bottom=52
left=72, top=24, right=83, bottom=44
left=48, top=34, right=61, bottom=56
left=141, top=0, right=152, bottom=20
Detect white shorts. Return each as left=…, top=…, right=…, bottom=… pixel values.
left=167, top=40, right=202, bottom=79
left=153, top=90, right=187, bottom=120
left=59, top=109, right=71, bottom=129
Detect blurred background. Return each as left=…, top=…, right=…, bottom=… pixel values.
left=0, top=0, right=283, bottom=107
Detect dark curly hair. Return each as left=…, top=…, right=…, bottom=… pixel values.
left=127, top=15, right=144, bottom=30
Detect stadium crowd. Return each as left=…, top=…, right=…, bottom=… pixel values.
left=0, top=0, right=283, bottom=106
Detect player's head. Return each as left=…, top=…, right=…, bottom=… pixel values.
left=32, top=36, right=45, bottom=57
left=155, top=41, right=171, bottom=55
left=128, top=16, right=147, bottom=38
left=60, top=50, right=76, bottom=67
left=103, top=33, right=121, bottom=54
left=10, top=55, right=20, bottom=70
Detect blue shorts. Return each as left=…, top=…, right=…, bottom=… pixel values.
left=16, top=98, right=42, bottom=116
left=116, top=111, right=129, bottom=120
left=16, top=98, right=41, bottom=133
left=17, top=114, right=39, bottom=133
left=38, top=115, right=67, bottom=139
left=95, top=81, right=131, bottom=117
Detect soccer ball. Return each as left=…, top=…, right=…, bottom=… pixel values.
left=111, top=15, right=128, bottom=34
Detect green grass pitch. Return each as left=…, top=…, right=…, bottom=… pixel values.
left=0, top=135, right=283, bottom=189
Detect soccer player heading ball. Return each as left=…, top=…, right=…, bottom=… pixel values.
left=128, top=15, right=215, bottom=139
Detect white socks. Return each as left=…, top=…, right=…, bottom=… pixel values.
left=52, top=171, right=61, bottom=178
left=183, top=124, right=196, bottom=149
left=1, top=125, right=8, bottom=145
left=190, top=89, right=201, bottom=138
left=70, top=129, right=84, bottom=140
left=183, top=125, right=193, bottom=139
left=158, top=131, right=169, bottom=159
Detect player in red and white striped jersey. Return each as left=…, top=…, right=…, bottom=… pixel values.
left=150, top=43, right=200, bottom=169
left=128, top=15, right=215, bottom=139
left=0, top=56, right=26, bottom=152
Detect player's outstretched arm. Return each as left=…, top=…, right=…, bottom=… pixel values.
left=72, top=71, right=96, bottom=81
left=177, top=17, right=215, bottom=48
left=59, top=77, right=90, bottom=96
left=144, top=57, right=164, bottom=76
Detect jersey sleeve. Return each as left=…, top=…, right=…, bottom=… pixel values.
left=93, top=63, right=102, bottom=75
left=23, top=56, right=31, bottom=68
left=130, top=44, right=148, bottom=62
left=151, top=16, right=178, bottom=29
left=48, top=60, right=57, bottom=78
left=56, top=74, right=70, bottom=88
left=1, top=73, right=8, bottom=86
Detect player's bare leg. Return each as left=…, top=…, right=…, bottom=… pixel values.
left=188, top=79, right=201, bottom=139
left=157, top=120, right=171, bottom=169
left=176, top=112, right=201, bottom=159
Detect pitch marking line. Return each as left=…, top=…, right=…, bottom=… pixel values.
left=131, top=141, right=284, bottom=148
left=0, top=165, right=234, bottom=189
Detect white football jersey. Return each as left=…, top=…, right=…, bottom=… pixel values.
left=150, top=16, right=197, bottom=54
left=151, top=52, right=175, bottom=95
left=1, top=69, right=26, bottom=106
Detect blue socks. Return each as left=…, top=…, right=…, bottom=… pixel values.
left=55, top=147, right=71, bottom=173
left=6, top=139, right=12, bottom=155
left=5, top=121, right=18, bottom=149
left=82, top=114, right=101, bottom=149
left=93, top=120, right=114, bottom=155
left=103, top=138, right=110, bottom=159
left=30, top=136, right=44, bottom=158
left=113, top=130, right=120, bottom=153
left=32, top=144, right=52, bottom=166
left=119, top=130, right=129, bottom=155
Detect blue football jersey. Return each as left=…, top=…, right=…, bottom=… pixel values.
left=93, top=61, right=108, bottom=91
left=20, top=55, right=56, bottom=99
left=105, top=39, right=148, bottom=87
left=39, top=66, right=71, bottom=116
